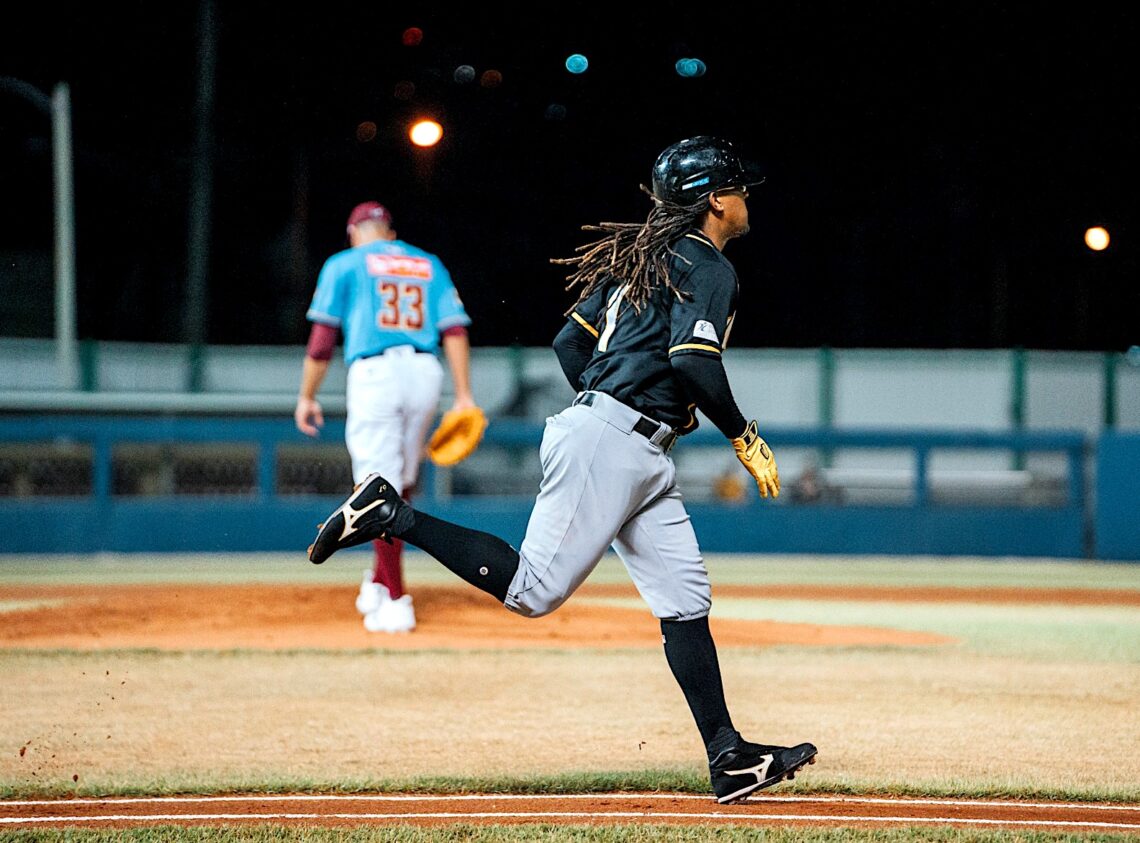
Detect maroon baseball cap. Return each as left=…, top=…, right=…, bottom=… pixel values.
left=346, top=201, right=393, bottom=231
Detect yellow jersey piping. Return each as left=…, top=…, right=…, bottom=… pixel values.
left=571, top=312, right=600, bottom=338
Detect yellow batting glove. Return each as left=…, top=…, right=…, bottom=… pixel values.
left=731, top=420, right=780, bottom=499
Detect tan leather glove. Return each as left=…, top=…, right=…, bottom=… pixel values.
left=732, top=420, right=780, bottom=499
left=426, top=406, right=488, bottom=466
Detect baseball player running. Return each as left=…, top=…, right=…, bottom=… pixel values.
left=306, top=138, right=817, bottom=802
left=295, top=200, right=475, bottom=633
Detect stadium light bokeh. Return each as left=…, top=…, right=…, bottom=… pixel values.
left=410, top=119, right=443, bottom=147
left=565, top=54, right=588, bottom=74
left=675, top=58, right=707, bottom=77
left=1084, top=226, right=1110, bottom=251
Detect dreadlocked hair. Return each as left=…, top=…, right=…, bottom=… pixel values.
left=553, top=185, right=708, bottom=315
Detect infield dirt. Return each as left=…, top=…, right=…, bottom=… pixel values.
left=2, top=574, right=1138, bottom=834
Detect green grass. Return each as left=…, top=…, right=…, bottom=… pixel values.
left=702, top=555, right=1140, bottom=591
left=3, top=553, right=1139, bottom=591
left=679, top=598, right=1138, bottom=663
left=581, top=595, right=1140, bottom=662
left=3, top=769, right=1138, bottom=805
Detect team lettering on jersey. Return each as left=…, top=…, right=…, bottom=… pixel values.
left=366, top=254, right=433, bottom=280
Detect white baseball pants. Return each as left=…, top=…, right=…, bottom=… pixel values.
left=345, top=346, right=444, bottom=495
left=505, top=390, right=711, bottom=621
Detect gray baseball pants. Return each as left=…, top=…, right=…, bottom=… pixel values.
left=504, top=390, right=712, bottom=621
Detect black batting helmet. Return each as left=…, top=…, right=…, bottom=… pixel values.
left=651, top=136, right=765, bottom=205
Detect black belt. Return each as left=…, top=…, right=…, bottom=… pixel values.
left=574, top=392, right=678, bottom=452
left=360, top=346, right=432, bottom=359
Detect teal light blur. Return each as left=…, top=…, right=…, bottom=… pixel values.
left=675, top=58, right=707, bottom=77
left=565, top=53, right=588, bottom=74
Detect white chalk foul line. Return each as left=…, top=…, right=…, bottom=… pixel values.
left=5, top=793, right=1139, bottom=812
left=1, top=811, right=1139, bottom=830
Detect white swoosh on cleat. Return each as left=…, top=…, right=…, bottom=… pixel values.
left=727, top=754, right=774, bottom=782
left=339, top=498, right=385, bottom=541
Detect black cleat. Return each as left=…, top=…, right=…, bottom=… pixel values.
left=710, top=741, right=817, bottom=804
left=308, top=473, right=409, bottom=565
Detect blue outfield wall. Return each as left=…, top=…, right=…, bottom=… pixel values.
left=0, top=415, right=1134, bottom=560
left=0, top=498, right=1088, bottom=559
left=1095, top=432, right=1140, bottom=561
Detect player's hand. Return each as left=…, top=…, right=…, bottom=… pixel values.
left=732, top=420, right=780, bottom=499
left=450, top=393, right=476, bottom=412
left=295, top=397, right=324, bottom=438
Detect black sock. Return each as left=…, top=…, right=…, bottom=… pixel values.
left=400, top=511, right=519, bottom=602
left=661, top=616, right=740, bottom=761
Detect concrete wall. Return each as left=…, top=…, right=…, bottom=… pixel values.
left=2, top=339, right=1138, bottom=434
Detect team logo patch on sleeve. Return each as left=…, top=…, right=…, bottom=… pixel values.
left=693, top=320, right=720, bottom=343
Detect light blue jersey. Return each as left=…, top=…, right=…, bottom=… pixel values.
left=306, top=239, right=470, bottom=364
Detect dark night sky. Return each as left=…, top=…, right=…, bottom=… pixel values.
left=1, top=2, right=1137, bottom=352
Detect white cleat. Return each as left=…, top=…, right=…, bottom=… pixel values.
left=355, top=571, right=390, bottom=616
left=364, top=593, right=416, bottom=633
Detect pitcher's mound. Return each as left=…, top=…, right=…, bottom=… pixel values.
left=0, top=583, right=953, bottom=650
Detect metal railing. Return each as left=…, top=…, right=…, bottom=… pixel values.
left=0, top=414, right=1091, bottom=556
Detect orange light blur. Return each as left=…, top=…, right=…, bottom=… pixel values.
left=355, top=121, right=377, bottom=143
left=410, top=119, right=443, bottom=147
left=1084, top=226, right=1110, bottom=251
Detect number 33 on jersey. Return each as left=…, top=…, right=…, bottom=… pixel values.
left=307, top=240, right=471, bottom=365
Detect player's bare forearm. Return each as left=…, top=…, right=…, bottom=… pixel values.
left=295, top=356, right=330, bottom=437
left=442, top=332, right=475, bottom=410
left=299, top=355, right=330, bottom=401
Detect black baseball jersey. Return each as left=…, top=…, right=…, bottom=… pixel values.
left=566, top=231, right=739, bottom=431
